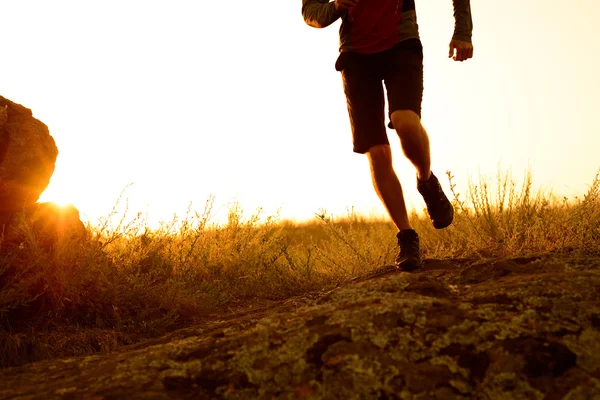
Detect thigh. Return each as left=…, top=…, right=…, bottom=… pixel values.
left=338, top=53, right=389, bottom=154
left=383, top=39, right=424, bottom=126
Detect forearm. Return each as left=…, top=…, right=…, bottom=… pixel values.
left=452, top=0, right=473, bottom=42
left=302, top=0, right=343, bottom=28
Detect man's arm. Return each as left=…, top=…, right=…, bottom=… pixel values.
left=452, top=0, right=473, bottom=42
left=449, top=0, right=474, bottom=61
left=302, top=0, right=344, bottom=29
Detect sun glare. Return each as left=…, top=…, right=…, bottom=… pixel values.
left=38, top=179, right=76, bottom=209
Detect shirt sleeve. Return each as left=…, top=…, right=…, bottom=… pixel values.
left=452, top=0, right=473, bottom=42
left=302, top=0, right=344, bottom=28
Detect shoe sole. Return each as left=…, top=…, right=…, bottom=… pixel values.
left=433, top=217, right=453, bottom=229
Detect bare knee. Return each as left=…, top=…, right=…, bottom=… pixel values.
left=367, top=144, right=393, bottom=173
left=391, top=110, right=422, bottom=141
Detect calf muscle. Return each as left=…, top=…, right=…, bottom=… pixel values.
left=367, top=145, right=412, bottom=231
left=391, top=110, right=431, bottom=181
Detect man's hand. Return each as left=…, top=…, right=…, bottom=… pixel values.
left=448, top=39, right=473, bottom=62
left=334, top=0, right=357, bottom=12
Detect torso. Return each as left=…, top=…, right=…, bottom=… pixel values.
left=339, top=0, right=419, bottom=54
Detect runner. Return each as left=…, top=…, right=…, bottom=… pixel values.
left=301, top=0, right=474, bottom=270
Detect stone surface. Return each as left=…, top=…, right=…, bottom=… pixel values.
left=0, top=254, right=599, bottom=399
left=0, top=95, right=58, bottom=213
left=30, top=202, right=87, bottom=247
left=0, top=96, right=84, bottom=249
left=1, top=202, right=86, bottom=248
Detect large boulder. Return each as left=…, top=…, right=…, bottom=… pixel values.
left=0, top=254, right=598, bottom=399
left=0, top=95, right=84, bottom=248
left=0, top=96, right=58, bottom=214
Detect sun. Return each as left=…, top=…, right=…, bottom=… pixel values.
left=38, top=177, right=77, bottom=208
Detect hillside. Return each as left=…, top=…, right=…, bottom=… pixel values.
left=1, top=253, right=598, bottom=399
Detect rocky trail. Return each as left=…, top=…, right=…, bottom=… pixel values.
left=1, top=253, right=599, bottom=399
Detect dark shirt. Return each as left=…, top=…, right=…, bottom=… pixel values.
left=301, top=0, right=473, bottom=54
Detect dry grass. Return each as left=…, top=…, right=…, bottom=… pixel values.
left=1, top=170, right=599, bottom=368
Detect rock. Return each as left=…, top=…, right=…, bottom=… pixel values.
left=28, top=202, right=87, bottom=248
left=0, top=254, right=599, bottom=399
left=1, top=202, right=87, bottom=250
left=0, top=96, right=84, bottom=249
left=0, top=95, right=58, bottom=213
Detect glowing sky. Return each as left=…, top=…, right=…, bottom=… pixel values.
left=1, top=0, right=599, bottom=225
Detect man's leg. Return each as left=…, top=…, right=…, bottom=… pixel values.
left=366, top=144, right=412, bottom=231
left=384, top=39, right=454, bottom=229
left=391, top=109, right=454, bottom=229
left=390, top=110, right=431, bottom=182
left=367, top=143, right=422, bottom=270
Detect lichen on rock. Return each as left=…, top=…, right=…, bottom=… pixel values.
left=0, top=253, right=598, bottom=399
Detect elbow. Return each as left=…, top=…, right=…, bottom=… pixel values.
left=305, top=19, right=326, bottom=28
left=302, top=13, right=335, bottom=29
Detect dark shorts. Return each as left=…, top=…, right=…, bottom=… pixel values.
left=335, top=38, right=424, bottom=154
